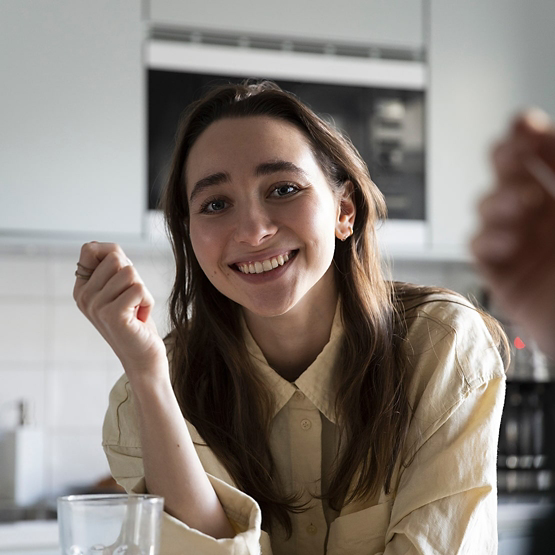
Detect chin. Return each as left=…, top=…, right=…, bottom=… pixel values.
left=239, top=294, right=299, bottom=319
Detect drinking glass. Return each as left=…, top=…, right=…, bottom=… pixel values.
left=58, top=494, right=164, bottom=555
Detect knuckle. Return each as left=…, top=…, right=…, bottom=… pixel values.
left=80, top=242, right=95, bottom=258
left=109, top=243, right=127, bottom=260
left=120, top=263, right=136, bottom=279
left=105, top=250, right=127, bottom=270
left=129, top=282, right=144, bottom=295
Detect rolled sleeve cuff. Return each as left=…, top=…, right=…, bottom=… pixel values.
left=133, top=473, right=263, bottom=555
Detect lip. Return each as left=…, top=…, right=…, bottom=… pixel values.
left=228, top=249, right=297, bottom=267
left=230, top=250, right=298, bottom=282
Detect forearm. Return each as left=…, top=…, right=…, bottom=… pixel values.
left=129, top=367, right=235, bottom=539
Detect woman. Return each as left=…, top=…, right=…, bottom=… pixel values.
left=74, top=81, right=507, bottom=554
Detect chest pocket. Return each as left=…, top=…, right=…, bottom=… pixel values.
left=326, top=501, right=392, bottom=555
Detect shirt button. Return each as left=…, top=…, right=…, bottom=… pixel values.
left=306, top=523, right=317, bottom=535
left=294, top=391, right=305, bottom=401
left=300, top=418, right=312, bottom=430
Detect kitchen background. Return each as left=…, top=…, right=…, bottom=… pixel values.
left=1, top=0, right=555, bottom=553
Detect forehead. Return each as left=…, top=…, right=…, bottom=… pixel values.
left=185, top=116, right=322, bottom=189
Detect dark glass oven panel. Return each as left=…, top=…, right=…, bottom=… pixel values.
left=148, top=70, right=425, bottom=220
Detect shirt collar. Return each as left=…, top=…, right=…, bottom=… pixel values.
left=241, top=301, right=344, bottom=424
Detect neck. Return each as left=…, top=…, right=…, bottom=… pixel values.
left=243, top=289, right=339, bottom=382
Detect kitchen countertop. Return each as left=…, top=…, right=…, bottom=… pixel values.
left=0, top=520, right=58, bottom=553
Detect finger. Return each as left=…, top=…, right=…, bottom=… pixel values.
left=473, top=207, right=555, bottom=279
left=106, top=282, right=155, bottom=328
left=492, top=110, right=555, bottom=179
left=74, top=243, right=131, bottom=300
left=91, top=263, right=144, bottom=308
left=491, top=138, right=538, bottom=180
left=77, top=242, right=126, bottom=272
left=471, top=230, right=521, bottom=265
left=477, top=181, right=545, bottom=226
left=74, top=242, right=131, bottom=286
left=84, top=250, right=135, bottom=296
left=477, top=251, right=554, bottom=326
left=511, top=108, right=553, bottom=140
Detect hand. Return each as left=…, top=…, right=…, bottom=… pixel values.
left=73, top=242, right=168, bottom=381
left=471, top=110, right=555, bottom=358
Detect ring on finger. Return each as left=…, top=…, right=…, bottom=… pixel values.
left=74, top=270, right=91, bottom=280
left=75, top=262, right=94, bottom=281
left=76, top=262, right=94, bottom=274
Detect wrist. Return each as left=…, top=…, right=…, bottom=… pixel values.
left=123, top=357, right=172, bottom=396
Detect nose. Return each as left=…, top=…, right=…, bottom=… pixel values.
left=233, top=202, right=278, bottom=246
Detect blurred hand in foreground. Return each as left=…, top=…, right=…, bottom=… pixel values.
left=472, top=109, right=555, bottom=359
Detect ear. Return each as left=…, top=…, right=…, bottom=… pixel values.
left=335, top=181, right=356, bottom=241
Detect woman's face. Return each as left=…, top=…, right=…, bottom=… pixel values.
left=185, top=116, right=353, bottom=319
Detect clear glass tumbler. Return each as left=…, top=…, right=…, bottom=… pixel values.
left=57, top=494, right=164, bottom=555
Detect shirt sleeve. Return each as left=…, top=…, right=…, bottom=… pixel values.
left=102, top=373, right=271, bottom=555
left=383, top=301, right=507, bottom=554
left=383, top=374, right=505, bottom=554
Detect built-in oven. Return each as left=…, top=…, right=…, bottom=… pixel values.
left=145, top=33, right=427, bottom=249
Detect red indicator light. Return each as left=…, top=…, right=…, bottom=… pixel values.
left=514, top=337, right=526, bottom=350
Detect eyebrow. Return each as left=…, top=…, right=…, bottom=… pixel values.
left=189, top=160, right=309, bottom=203
left=189, top=172, right=230, bottom=203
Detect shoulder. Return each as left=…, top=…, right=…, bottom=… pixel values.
left=401, top=289, right=505, bottom=387
left=398, top=288, right=506, bottom=441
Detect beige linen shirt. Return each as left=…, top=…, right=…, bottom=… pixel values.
left=102, top=294, right=506, bottom=555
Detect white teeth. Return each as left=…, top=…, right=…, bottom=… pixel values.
left=237, top=252, right=294, bottom=274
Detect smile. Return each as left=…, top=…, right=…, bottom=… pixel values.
left=235, top=250, right=298, bottom=274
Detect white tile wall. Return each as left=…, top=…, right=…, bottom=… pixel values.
left=0, top=248, right=174, bottom=501
left=49, top=431, right=111, bottom=495
left=0, top=247, right=481, bottom=502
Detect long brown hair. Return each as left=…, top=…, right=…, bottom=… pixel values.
left=160, top=81, right=508, bottom=537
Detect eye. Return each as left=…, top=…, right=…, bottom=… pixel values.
left=271, top=183, right=300, bottom=197
left=199, top=198, right=228, bottom=214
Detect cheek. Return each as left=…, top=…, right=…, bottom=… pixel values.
left=190, top=227, right=216, bottom=271
left=190, top=224, right=233, bottom=283
left=304, top=200, right=338, bottom=252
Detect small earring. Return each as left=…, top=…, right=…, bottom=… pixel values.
left=340, top=226, right=353, bottom=242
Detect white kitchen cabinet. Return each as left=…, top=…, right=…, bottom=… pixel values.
left=428, top=0, right=555, bottom=254
left=0, top=1, right=144, bottom=238
left=148, top=0, right=424, bottom=51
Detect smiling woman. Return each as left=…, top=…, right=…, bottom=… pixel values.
left=74, top=81, right=509, bottom=555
